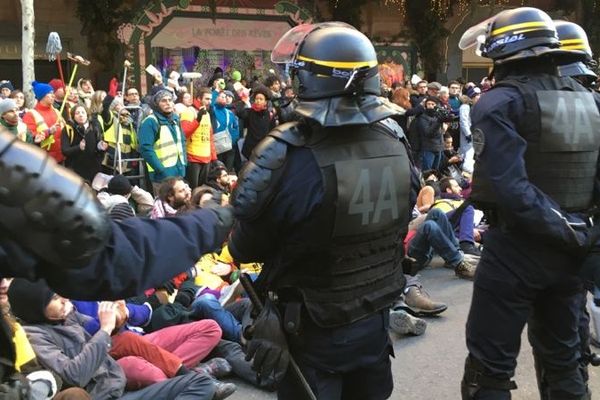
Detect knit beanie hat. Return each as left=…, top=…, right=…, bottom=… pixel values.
left=8, top=278, right=55, bottom=324
left=0, top=80, right=14, bottom=92
left=153, top=89, right=174, bottom=107
left=32, top=81, right=54, bottom=100
left=467, top=86, right=482, bottom=99
left=48, top=78, right=65, bottom=92
left=231, top=70, right=242, bottom=82
left=425, top=95, right=439, bottom=104
left=0, top=98, right=17, bottom=115
left=108, top=174, right=133, bottom=196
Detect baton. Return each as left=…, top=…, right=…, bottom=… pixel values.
left=239, top=273, right=317, bottom=400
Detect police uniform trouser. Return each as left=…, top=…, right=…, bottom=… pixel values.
left=278, top=309, right=393, bottom=400
left=463, top=228, right=587, bottom=400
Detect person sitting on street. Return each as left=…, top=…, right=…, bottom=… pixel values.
left=151, top=176, right=192, bottom=219
left=96, top=174, right=153, bottom=220
left=404, top=208, right=478, bottom=280
left=71, top=299, right=235, bottom=395
left=7, top=278, right=230, bottom=400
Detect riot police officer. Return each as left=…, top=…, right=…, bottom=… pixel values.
left=458, top=7, right=600, bottom=399
left=555, top=17, right=600, bottom=377
left=229, top=23, right=416, bottom=399
left=0, top=128, right=233, bottom=397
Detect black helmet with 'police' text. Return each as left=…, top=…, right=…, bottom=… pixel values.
left=459, top=7, right=585, bottom=65
left=271, top=22, right=380, bottom=100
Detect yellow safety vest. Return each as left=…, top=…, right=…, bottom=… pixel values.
left=143, top=115, right=185, bottom=172
left=13, top=322, right=36, bottom=372
left=29, top=108, right=62, bottom=150
left=432, top=199, right=464, bottom=213
left=100, top=113, right=138, bottom=153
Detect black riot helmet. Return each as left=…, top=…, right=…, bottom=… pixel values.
left=555, top=20, right=597, bottom=81
left=555, top=20, right=593, bottom=61
left=459, top=7, right=583, bottom=65
left=271, top=22, right=380, bottom=100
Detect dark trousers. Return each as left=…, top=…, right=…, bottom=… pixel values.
left=278, top=310, right=393, bottom=400
left=217, top=150, right=235, bottom=172
left=463, top=228, right=586, bottom=399
left=120, top=373, right=215, bottom=400
left=186, top=162, right=210, bottom=189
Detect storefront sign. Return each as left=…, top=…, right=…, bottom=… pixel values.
left=0, top=41, right=48, bottom=60
left=150, top=17, right=292, bottom=50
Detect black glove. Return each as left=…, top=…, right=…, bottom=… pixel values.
left=158, top=280, right=176, bottom=295
left=465, top=135, right=472, bottom=143
left=244, top=300, right=290, bottom=383
left=196, top=108, right=208, bottom=122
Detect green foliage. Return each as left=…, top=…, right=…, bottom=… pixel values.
left=76, top=0, right=137, bottom=71
left=328, top=0, right=370, bottom=28
left=404, top=0, right=451, bottom=80
left=579, top=0, right=600, bottom=59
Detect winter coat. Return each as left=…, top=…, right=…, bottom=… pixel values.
left=415, top=110, right=444, bottom=152
left=61, top=120, right=105, bottom=182
left=24, top=312, right=127, bottom=400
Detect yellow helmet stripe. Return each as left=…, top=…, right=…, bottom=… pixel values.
left=560, top=39, right=585, bottom=45
left=492, top=21, right=549, bottom=36
left=297, top=55, right=378, bottom=69
left=514, top=27, right=547, bottom=34
left=561, top=44, right=588, bottom=51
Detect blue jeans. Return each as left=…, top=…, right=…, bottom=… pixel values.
left=421, top=151, right=442, bottom=171
left=408, top=208, right=462, bottom=269
left=447, top=204, right=476, bottom=243
left=190, top=294, right=242, bottom=343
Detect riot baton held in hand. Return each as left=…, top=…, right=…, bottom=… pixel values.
left=239, top=273, right=317, bottom=400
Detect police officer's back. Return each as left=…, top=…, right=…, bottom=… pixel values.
left=458, top=7, right=600, bottom=399
left=230, top=23, right=415, bottom=399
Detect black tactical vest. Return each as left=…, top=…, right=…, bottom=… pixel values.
left=272, top=120, right=411, bottom=328
left=471, top=75, right=600, bottom=212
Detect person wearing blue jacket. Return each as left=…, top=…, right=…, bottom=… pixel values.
left=212, top=91, right=239, bottom=172
left=138, top=90, right=187, bottom=193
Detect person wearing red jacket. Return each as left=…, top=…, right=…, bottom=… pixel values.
left=22, top=81, right=65, bottom=163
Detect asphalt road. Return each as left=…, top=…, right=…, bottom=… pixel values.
left=226, top=261, right=600, bottom=399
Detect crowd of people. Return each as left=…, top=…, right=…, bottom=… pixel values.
left=1, top=10, right=600, bottom=398
left=0, top=65, right=492, bottom=398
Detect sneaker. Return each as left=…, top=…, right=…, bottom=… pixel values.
left=460, top=241, right=482, bottom=257
left=455, top=258, right=477, bottom=280
left=213, top=381, right=236, bottom=400
left=219, top=279, right=244, bottom=307
left=195, top=358, right=232, bottom=379
left=401, top=285, right=448, bottom=317
left=389, top=309, right=427, bottom=336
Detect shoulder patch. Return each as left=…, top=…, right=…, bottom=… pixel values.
left=472, top=128, right=485, bottom=158
left=377, top=118, right=405, bottom=139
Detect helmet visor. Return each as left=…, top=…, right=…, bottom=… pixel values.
left=271, top=22, right=355, bottom=65
left=459, top=17, right=493, bottom=50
